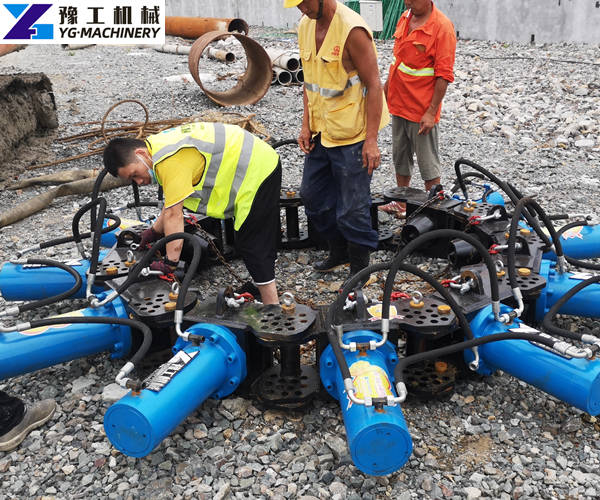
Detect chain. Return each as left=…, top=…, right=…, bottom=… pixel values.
left=405, top=191, right=447, bottom=225
left=186, top=218, right=245, bottom=284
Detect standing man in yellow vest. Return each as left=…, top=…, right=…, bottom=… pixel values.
left=284, top=0, right=389, bottom=283
left=103, top=122, right=281, bottom=305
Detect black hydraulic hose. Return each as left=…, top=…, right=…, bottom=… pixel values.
left=16, top=214, right=121, bottom=258
left=542, top=274, right=600, bottom=341
left=118, top=201, right=160, bottom=209
left=72, top=197, right=107, bottom=249
left=270, top=138, right=299, bottom=149
left=90, top=168, right=109, bottom=228
left=89, top=196, right=107, bottom=277
left=394, top=331, right=558, bottom=388
left=454, top=158, right=520, bottom=206
left=24, top=316, right=152, bottom=368
left=132, top=181, right=141, bottom=208
left=9, top=259, right=82, bottom=313
left=113, top=232, right=202, bottom=312
left=384, top=229, right=500, bottom=323
left=565, top=256, right=600, bottom=271
left=557, top=221, right=600, bottom=270
left=507, top=197, right=564, bottom=289
left=506, top=181, right=525, bottom=201
left=556, top=220, right=589, bottom=239
left=454, top=158, right=548, bottom=245
left=552, top=219, right=600, bottom=269
left=326, top=327, right=352, bottom=380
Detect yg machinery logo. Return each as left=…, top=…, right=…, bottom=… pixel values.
left=0, top=1, right=165, bottom=44
left=3, top=4, right=53, bottom=40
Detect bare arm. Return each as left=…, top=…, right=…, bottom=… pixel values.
left=419, top=77, right=449, bottom=135
left=346, top=27, right=383, bottom=174
left=151, top=201, right=184, bottom=262
left=298, top=86, right=314, bottom=154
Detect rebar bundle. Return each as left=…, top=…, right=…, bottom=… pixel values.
left=28, top=100, right=270, bottom=171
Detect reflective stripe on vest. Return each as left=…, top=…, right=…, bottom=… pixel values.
left=397, top=62, right=435, bottom=77
left=304, top=74, right=365, bottom=98
left=187, top=125, right=255, bottom=218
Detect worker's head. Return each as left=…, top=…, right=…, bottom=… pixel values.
left=103, top=137, right=155, bottom=186
left=405, top=0, right=433, bottom=16
left=284, top=0, right=325, bottom=19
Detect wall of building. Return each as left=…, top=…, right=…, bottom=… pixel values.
left=166, top=0, right=600, bottom=43
left=436, top=0, right=600, bottom=44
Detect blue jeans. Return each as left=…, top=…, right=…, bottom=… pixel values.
left=300, top=135, right=378, bottom=249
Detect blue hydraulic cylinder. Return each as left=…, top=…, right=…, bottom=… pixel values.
left=534, top=259, right=600, bottom=321
left=467, top=306, right=600, bottom=415
left=320, top=330, right=413, bottom=476
left=0, top=295, right=131, bottom=380
left=543, top=224, right=600, bottom=261
left=104, top=323, right=246, bottom=458
left=0, top=252, right=108, bottom=301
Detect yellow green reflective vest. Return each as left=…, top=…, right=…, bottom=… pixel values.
left=146, top=122, right=279, bottom=230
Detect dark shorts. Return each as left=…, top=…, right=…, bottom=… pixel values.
left=235, top=161, right=282, bottom=284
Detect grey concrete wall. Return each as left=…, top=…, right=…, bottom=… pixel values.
left=436, top=0, right=600, bottom=44
left=166, top=0, right=600, bottom=43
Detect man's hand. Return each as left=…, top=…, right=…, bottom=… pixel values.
left=150, top=259, right=177, bottom=275
left=139, top=227, right=162, bottom=249
left=418, top=110, right=436, bottom=135
left=298, top=126, right=315, bottom=154
left=362, top=137, right=381, bottom=175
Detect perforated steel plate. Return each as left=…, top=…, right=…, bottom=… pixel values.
left=97, top=247, right=144, bottom=280
left=405, top=360, right=456, bottom=399
left=252, top=364, right=320, bottom=409
left=249, top=304, right=317, bottom=343
left=394, top=296, right=457, bottom=335
left=120, top=280, right=198, bottom=320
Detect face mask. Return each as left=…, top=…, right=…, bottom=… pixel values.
left=137, top=154, right=157, bottom=185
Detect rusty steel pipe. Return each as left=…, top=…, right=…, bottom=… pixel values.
left=165, top=17, right=249, bottom=39
left=206, top=47, right=235, bottom=63
left=188, top=31, right=271, bottom=107
left=0, top=44, right=25, bottom=57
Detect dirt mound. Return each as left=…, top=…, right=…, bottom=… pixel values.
left=0, top=73, right=58, bottom=166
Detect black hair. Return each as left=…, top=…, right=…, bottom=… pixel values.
left=102, top=137, right=146, bottom=177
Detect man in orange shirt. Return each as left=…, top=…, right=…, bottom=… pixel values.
left=380, top=0, right=456, bottom=217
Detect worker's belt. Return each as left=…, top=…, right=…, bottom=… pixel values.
left=397, top=62, right=434, bottom=77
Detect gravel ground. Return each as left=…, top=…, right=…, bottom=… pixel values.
left=0, top=28, right=599, bottom=500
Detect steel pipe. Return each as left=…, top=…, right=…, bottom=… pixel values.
left=0, top=44, right=24, bottom=57
left=292, top=69, right=304, bottom=83
left=188, top=31, right=271, bottom=107
left=206, top=47, right=235, bottom=63
left=265, top=48, right=300, bottom=72
left=272, top=67, right=293, bottom=86
left=165, top=17, right=249, bottom=39
left=154, top=44, right=191, bottom=55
